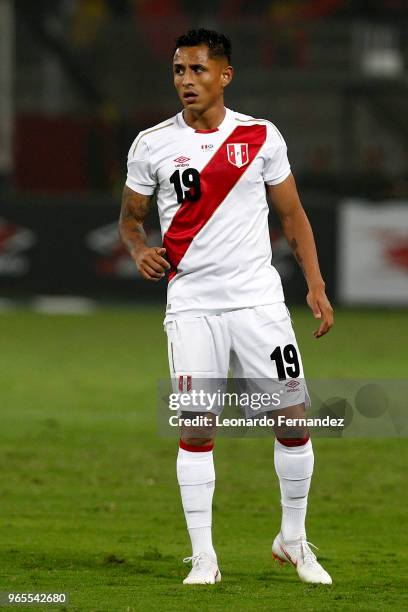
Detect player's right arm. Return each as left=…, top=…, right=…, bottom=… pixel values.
left=119, top=185, right=170, bottom=281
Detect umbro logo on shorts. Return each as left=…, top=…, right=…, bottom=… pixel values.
left=285, top=380, right=300, bottom=390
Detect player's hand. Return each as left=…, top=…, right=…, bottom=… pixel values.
left=133, top=246, right=170, bottom=281
left=306, top=285, right=334, bottom=338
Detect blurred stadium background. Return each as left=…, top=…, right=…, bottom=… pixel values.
left=0, top=2, right=407, bottom=610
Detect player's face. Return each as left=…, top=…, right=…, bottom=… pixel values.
left=173, top=45, right=232, bottom=114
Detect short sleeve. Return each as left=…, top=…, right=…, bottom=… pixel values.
left=262, top=125, right=291, bottom=186
left=126, top=135, right=156, bottom=195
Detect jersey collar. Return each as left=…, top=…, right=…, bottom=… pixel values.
left=177, top=107, right=233, bottom=133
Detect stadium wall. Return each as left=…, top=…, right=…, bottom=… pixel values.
left=1, top=195, right=406, bottom=306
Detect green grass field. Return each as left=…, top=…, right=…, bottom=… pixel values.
left=0, top=307, right=407, bottom=611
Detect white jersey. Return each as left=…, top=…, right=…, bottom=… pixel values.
left=126, top=107, right=291, bottom=316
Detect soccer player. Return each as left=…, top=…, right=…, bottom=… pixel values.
left=119, top=29, right=334, bottom=586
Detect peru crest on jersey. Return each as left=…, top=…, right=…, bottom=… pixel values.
left=226, top=143, right=249, bottom=168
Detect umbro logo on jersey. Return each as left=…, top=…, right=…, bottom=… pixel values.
left=174, top=155, right=190, bottom=167
left=227, top=143, right=249, bottom=168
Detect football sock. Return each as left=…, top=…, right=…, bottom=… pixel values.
left=177, top=441, right=216, bottom=559
left=274, top=437, right=314, bottom=542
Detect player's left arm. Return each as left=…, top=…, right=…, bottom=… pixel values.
left=266, top=173, right=334, bottom=338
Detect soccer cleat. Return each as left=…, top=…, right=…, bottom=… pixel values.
left=182, top=552, right=221, bottom=585
left=272, top=532, right=332, bottom=585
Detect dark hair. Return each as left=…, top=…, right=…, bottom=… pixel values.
left=174, top=28, right=232, bottom=63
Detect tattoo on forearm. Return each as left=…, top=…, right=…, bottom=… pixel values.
left=290, top=238, right=307, bottom=278
left=128, top=224, right=147, bottom=240
left=119, top=186, right=150, bottom=253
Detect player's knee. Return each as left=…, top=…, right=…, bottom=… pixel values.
left=179, top=411, right=217, bottom=446
left=272, top=403, right=308, bottom=442
left=273, top=419, right=309, bottom=442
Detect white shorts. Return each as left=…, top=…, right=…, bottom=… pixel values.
left=164, top=303, right=310, bottom=416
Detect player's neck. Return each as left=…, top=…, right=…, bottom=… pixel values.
left=182, top=104, right=226, bottom=131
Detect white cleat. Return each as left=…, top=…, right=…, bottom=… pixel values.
left=182, top=552, right=221, bottom=585
left=272, top=532, right=332, bottom=585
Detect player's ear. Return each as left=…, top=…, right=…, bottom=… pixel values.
left=221, top=65, right=234, bottom=88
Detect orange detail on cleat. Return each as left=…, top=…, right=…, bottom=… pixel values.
left=272, top=552, right=286, bottom=566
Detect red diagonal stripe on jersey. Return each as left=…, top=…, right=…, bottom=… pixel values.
left=163, top=124, right=267, bottom=280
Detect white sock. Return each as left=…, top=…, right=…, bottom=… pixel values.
left=177, top=444, right=216, bottom=559
left=274, top=438, right=314, bottom=542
